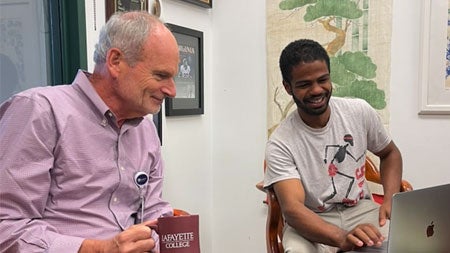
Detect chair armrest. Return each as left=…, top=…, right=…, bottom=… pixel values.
left=266, top=188, right=283, bottom=253
left=365, top=158, right=413, bottom=192
left=173, top=209, right=190, bottom=216
left=400, top=180, right=413, bottom=192
left=256, top=180, right=265, bottom=192
left=365, top=158, right=382, bottom=184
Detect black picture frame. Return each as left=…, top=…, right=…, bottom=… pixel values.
left=180, top=0, right=212, bottom=8
left=152, top=110, right=163, bottom=145
left=165, top=24, right=204, bottom=116
left=105, top=0, right=149, bottom=21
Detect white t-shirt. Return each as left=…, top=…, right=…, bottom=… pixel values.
left=264, top=97, right=391, bottom=212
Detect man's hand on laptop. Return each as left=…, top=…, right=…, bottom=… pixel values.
left=338, top=223, right=385, bottom=251
left=378, top=202, right=392, bottom=227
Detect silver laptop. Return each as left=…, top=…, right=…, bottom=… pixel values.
left=349, top=183, right=450, bottom=253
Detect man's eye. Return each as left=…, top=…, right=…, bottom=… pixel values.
left=154, top=74, right=166, bottom=80
left=319, top=78, right=329, bottom=83
left=295, top=83, right=310, bottom=89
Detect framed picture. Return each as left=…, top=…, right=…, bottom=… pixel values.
left=419, top=0, right=450, bottom=114
left=180, top=0, right=212, bottom=8
left=152, top=110, right=163, bottom=145
left=165, top=24, right=204, bottom=116
left=105, top=0, right=152, bottom=21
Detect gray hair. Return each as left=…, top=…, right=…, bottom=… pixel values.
left=93, top=11, right=164, bottom=66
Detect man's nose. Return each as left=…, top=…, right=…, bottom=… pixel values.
left=162, top=79, right=176, bottom=98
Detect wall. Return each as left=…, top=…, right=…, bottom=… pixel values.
left=390, top=0, right=450, bottom=189
left=159, top=1, right=215, bottom=252
left=209, top=1, right=268, bottom=252
left=161, top=1, right=268, bottom=252
left=84, top=0, right=450, bottom=252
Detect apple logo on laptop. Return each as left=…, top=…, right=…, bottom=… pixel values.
left=426, top=221, right=434, bottom=237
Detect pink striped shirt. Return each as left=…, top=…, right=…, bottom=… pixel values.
left=0, top=70, right=172, bottom=252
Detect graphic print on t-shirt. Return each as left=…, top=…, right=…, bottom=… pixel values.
left=319, top=134, right=366, bottom=210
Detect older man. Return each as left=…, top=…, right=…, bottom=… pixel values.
left=0, top=11, right=179, bottom=253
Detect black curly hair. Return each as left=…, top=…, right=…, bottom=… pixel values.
left=279, top=39, right=330, bottom=84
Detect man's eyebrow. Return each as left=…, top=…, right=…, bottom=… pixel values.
left=294, top=73, right=330, bottom=85
left=153, top=70, right=171, bottom=76
left=156, top=70, right=179, bottom=79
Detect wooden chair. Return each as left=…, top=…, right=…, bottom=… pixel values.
left=262, top=157, right=413, bottom=253
left=173, top=208, right=190, bottom=216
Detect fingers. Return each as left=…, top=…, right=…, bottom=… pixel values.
left=114, top=236, right=156, bottom=253
left=379, top=217, right=387, bottom=227
left=346, top=233, right=364, bottom=248
left=127, top=237, right=156, bottom=252
left=143, top=219, right=159, bottom=231
left=347, top=224, right=384, bottom=248
left=379, top=209, right=387, bottom=227
left=114, top=224, right=156, bottom=252
left=379, top=204, right=391, bottom=227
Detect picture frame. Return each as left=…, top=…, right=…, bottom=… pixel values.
left=105, top=0, right=150, bottom=21
left=418, top=0, right=450, bottom=115
left=180, top=0, right=212, bottom=8
left=165, top=24, right=204, bottom=116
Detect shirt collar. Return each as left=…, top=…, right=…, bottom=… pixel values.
left=71, top=70, right=144, bottom=127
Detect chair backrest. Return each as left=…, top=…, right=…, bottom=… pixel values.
left=265, top=157, right=412, bottom=253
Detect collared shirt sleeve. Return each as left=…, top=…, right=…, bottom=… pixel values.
left=0, top=95, right=84, bottom=253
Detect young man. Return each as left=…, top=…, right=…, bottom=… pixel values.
left=264, top=39, right=403, bottom=252
left=0, top=11, right=179, bottom=252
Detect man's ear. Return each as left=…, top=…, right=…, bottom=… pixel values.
left=282, top=81, right=292, bottom=95
left=106, top=48, right=123, bottom=79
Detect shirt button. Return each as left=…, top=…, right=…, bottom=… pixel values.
left=120, top=166, right=125, bottom=171
left=101, top=118, right=107, bottom=126
left=113, top=197, right=118, bottom=203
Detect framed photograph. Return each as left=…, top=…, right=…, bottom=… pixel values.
left=180, top=0, right=212, bottom=8
left=152, top=110, right=162, bottom=145
left=165, top=24, right=204, bottom=116
left=419, top=0, right=450, bottom=114
left=105, top=0, right=150, bottom=21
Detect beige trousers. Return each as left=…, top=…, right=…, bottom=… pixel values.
left=282, top=199, right=389, bottom=253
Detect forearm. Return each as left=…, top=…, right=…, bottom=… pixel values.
left=78, top=239, right=116, bottom=253
left=79, top=222, right=157, bottom=253
left=284, top=206, right=346, bottom=247
left=273, top=179, right=348, bottom=248
left=0, top=219, right=84, bottom=253
left=379, top=144, right=403, bottom=201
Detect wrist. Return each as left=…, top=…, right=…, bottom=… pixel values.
left=332, top=229, right=348, bottom=249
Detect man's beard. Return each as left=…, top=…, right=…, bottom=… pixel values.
left=292, top=92, right=331, bottom=116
